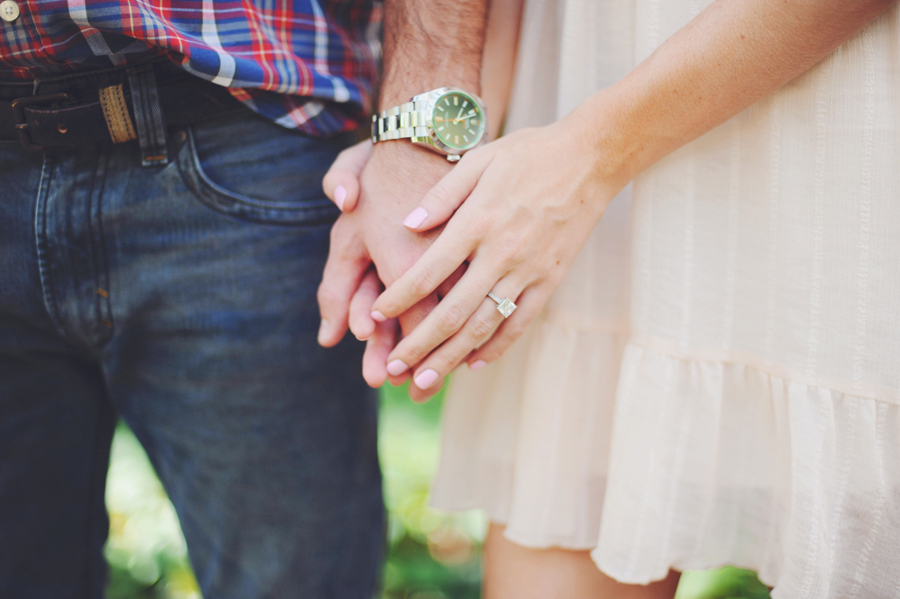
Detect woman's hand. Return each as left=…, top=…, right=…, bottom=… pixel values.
left=327, top=0, right=897, bottom=402
left=370, top=111, right=627, bottom=394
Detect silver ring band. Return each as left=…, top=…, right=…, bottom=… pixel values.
left=487, top=291, right=517, bottom=319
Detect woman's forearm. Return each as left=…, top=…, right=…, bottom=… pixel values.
left=480, top=0, right=525, bottom=139
left=582, top=0, right=896, bottom=188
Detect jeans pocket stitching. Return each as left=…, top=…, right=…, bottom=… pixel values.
left=177, top=126, right=338, bottom=225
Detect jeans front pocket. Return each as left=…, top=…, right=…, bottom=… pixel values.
left=177, top=111, right=355, bottom=225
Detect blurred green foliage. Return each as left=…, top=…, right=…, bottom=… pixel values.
left=103, top=383, right=771, bottom=599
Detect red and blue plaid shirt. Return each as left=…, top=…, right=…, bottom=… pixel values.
left=0, top=1, right=381, bottom=136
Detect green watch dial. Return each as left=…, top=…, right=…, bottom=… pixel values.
left=433, top=91, right=484, bottom=150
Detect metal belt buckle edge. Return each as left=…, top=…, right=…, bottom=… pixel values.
left=10, top=93, right=72, bottom=151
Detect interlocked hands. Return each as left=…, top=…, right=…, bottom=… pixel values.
left=319, top=112, right=621, bottom=401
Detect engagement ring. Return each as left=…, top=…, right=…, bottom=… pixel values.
left=487, top=291, right=517, bottom=318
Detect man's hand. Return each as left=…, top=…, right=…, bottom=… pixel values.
left=317, top=0, right=489, bottom=401
left=322, top=140, right=372, bottom=213
left=317, top=142, right=454, bottom=398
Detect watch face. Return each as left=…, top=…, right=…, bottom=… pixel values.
left=433, top=91, right=485, bottom=151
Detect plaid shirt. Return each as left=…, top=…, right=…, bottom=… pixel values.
left=0, top=1, right=381, bottom=136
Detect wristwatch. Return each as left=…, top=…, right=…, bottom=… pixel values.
left=371, top=87, right=487, bottom=162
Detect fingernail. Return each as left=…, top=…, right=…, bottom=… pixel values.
left=386, top=359, right=409, bottom=376
left=469, top=360, right=487, bottom=371
left=371, top=311, right=387, bottom=322
left=402, top=207, right=428, bottom=229
left=414, top=369, right=439, bottom=389
left=334, top=185, right=347, bottom=211
left=317, top=319, right=329, bottom=345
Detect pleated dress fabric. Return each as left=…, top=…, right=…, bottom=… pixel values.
left=430, top=0, right=635, bottom=550
left=431, top=1, right=900, bottom=597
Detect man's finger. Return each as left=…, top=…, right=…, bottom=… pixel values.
left=362, top=317, right=398, bottom=388
left=322, top=140, right=373, bottom=212
left=317, top=218, right=370, bottom=347
left=349, top=269, right=383, bottom=340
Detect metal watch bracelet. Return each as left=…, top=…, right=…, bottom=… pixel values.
left=371, top=100, right=430, bottom=143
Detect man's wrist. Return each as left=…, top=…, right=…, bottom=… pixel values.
left=355, top=142, right=452, bottom=285
left=362, top=142, right=453, bottom=217
left=370, top=137, right=451, bottom=167
left=379, top=79, right=482, bottom=112
left=378, top=0, right=487, bottom=111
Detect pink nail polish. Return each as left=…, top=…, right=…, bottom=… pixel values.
left=371, top=311, right=387, bottom=323
left=334, top=185, right=347, bottom=211
left=317, top=319, right=329, bottom=345
left=402, top=207, right=428, bottom=229
left=469, top=360, right=487, bottom=371
left=414, top=369, right=439, bottom=389
left=386, top=359, right=409, bottom=376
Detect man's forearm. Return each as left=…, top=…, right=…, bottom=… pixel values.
left=359, top=0, right=491, bottom=228
left=380, top=0, right=489, bottom=110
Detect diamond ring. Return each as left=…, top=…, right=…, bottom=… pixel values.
left=487, top=291, right=517, bottom=318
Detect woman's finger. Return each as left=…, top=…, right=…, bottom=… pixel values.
left=317, top=219, right=370, bottom=347
left=385, top=293, right=440, bottom=387
left=409, top=280, right=523, bottom=392
left=372, top=215, right=479, bottom=322
left=362, top=317, right=399, bottom=388
left=401, top=146, right=494, bottom=231
left=407, top=372, right=445, bottom=403
left=322, top=139, right=372, bottom=212
left=349, top=268, right=383, bottom=341
left=436, top=263, right=467, bottom=300
left=405, top=283, right=528, bottom=404
left=466, top=286, right=548, bottom=368
left=382, top=260, right=512, bottom=376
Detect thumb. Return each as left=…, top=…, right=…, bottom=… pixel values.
left=322, top=139, right=373, bottom=212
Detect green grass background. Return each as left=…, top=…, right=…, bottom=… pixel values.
left=104, top=383, right=771, bottom=599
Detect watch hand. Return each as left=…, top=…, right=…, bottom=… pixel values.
left=436, top=115, right=476, bottom=124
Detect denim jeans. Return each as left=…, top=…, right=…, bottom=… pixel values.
left=0, top=104, right=383, bottom=598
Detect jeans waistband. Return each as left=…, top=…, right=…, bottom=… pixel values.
left=0, top=59, right=246, bottom=164
left=0, top=58, right=194, bottom=102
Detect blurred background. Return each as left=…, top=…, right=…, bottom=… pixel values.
left=104, top=383, right=771, bottom=599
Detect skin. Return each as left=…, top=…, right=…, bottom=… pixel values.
left=320, top=0, right=521, bottom=397
left=485, top=524, right=681, bottom=599
left=368, top=0, right=898, bottom=397
left=323, top=2, right=673, bottom=598
left=315, top=0, right=489, bottom=399
left=324, top=2, right=894, bottom=595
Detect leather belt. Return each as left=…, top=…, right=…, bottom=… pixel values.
left=0, top=77, right=247, bottom=151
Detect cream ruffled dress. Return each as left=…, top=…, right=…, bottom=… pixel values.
left=431, top=1, right=900, bottom=597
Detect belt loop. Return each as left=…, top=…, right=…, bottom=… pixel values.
left=126, top=64, right=169, bottom=167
